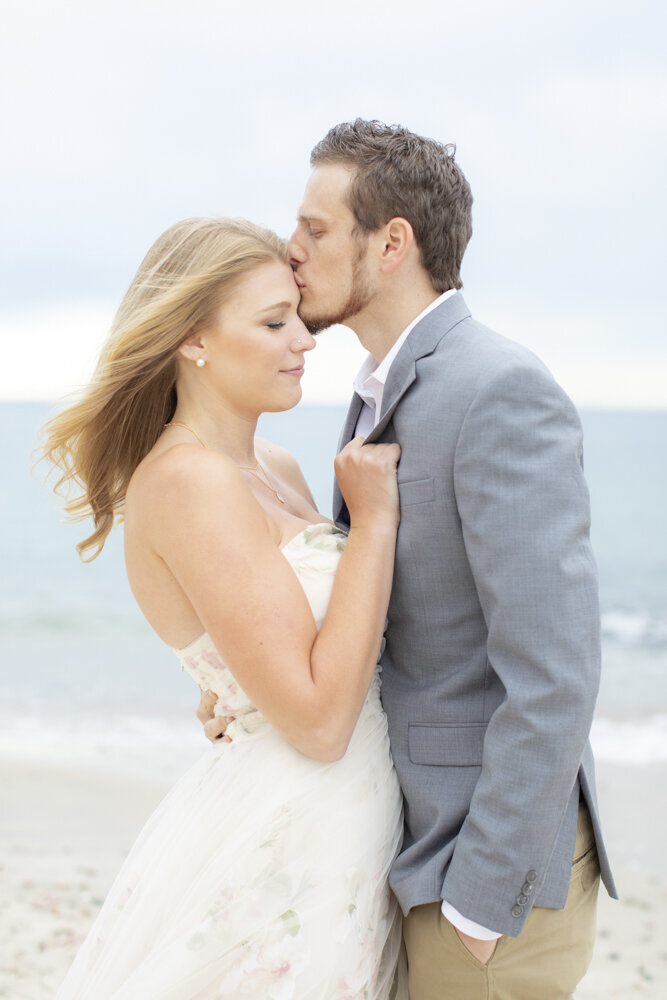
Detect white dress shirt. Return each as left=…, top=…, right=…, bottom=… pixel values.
left=353, top=288, right=503, bottom=942
left=353, top=290, right=457, bottom=439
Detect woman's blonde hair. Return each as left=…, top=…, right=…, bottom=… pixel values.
left=41, top=217, right=288, bottom=561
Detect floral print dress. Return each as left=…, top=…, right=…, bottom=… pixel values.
left=55, top=524, right=406, bottom=999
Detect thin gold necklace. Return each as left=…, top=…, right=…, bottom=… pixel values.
left=237, top=460, right=287, bottom=504
left=165, top=420, right=286, bottom=505
left=165, top=420, right=207, bottom=449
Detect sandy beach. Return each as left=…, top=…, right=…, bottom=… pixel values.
left=1, top=746, right=665, bottom=999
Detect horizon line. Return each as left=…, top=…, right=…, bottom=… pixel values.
left=3, top=398, right=666, bottom=415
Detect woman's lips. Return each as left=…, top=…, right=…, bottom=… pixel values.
left=281, top=366, right=305, bottom=377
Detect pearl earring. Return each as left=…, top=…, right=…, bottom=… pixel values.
left=195, top=358, right=206, bottom=368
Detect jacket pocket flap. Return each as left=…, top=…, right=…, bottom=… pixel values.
left=398, top=477, right=435, bottom=506
left=408, top=723, right=487, bottom=766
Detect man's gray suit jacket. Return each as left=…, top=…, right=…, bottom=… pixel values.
left=333, top=293, right=617, bottom=937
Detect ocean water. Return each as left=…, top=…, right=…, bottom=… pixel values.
left=1, top=403, right=666, bottom=768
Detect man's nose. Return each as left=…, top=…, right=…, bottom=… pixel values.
left=288, top=236, right=306, bottom=266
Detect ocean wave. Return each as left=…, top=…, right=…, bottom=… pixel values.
left=601, top=610, right=667, bottom=648
left=590, top=715, right=667, bottom=764
left=0, top=714, right=205, bottom=783
left=7, top=604, right=667, bottom=649
left=2, top=713, right=666, bottom=772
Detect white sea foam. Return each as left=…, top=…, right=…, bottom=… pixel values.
left=0, top=714, right=204, bottom=784
left=590, top=715, right=667, bottom=764
left=2, top=713, right=667, bottom=777
left=601, top=610, right=667, bottom=647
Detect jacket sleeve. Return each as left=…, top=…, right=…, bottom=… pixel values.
left=440, top=360, right=601, bottom=936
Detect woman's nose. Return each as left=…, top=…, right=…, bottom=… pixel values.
left=293, top=325, right=316, bottom=352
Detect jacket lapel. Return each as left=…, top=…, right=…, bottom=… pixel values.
left=366, top=293, right=471, bottom=443
left=364, top=351, right=417, bottom=443
left=333, top=293, right=471, bottom=519
left=332, top=391, right=363, bottom=526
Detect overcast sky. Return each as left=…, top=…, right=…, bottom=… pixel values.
left=1, top=0, right=665, bottom=406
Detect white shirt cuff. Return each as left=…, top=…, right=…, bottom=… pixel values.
left=441, top=901, right=502, bottom=940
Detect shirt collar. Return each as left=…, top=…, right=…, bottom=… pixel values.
left=353, top=288, right=457, bottom=397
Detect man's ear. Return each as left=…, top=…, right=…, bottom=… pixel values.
left=379, top=217, right=414, bottom=274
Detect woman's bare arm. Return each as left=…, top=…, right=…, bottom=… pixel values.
left=144, top=440, right=399, bottom=761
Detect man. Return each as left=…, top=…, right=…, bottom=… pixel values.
left=292, top=119, right=617, bottom=1000
left=203, top=119, right=616, bottom=998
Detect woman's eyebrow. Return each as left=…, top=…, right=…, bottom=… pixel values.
left=255, top=300, right=294, bottom=315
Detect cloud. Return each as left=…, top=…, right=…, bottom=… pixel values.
left=0, top=0, right=664, bottom=405
left=0, top=302, right=115, bottom=402
left=2, top=300, right=664, bottom=409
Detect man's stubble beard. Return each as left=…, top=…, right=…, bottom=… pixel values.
left=298, top=240, right=374, bottom=335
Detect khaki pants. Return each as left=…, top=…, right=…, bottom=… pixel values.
left=403, top=802, right=600, bottom=1000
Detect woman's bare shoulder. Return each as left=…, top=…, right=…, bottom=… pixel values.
left=127, top=443, right=239, bottom=503
left=125, top=444, right=272, bottom=551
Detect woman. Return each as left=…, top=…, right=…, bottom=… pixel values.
left=44, top=217, right=406, bottom=998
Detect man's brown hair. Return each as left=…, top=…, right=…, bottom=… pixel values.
left=310, top=119, right=473, bottom=292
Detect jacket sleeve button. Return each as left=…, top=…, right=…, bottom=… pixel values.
left=526, top=870, right=538, bottom=883
left=516, top=894, right=528, bottom=905
left=511, top=904, right=524, bottom=918
left=522, top=882, right=534, bottom=894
